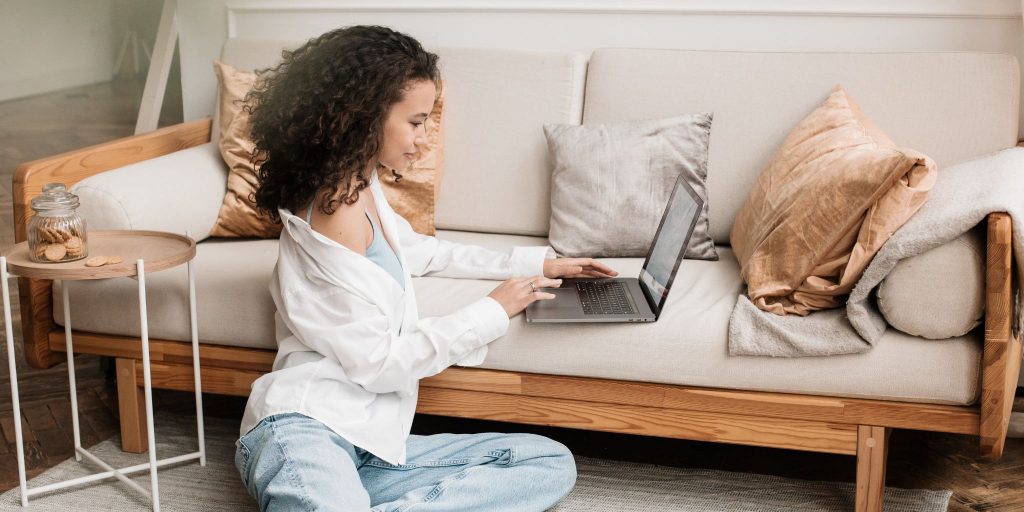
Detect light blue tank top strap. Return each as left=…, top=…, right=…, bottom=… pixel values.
left=306, top=203, right=404, bottom=290
left=363, top=208, right=405, bottom=289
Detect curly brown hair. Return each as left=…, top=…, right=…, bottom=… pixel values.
left=245, top=25, right=441, bottom=222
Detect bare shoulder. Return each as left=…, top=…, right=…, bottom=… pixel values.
left=308, top=197, right=372, bottom=255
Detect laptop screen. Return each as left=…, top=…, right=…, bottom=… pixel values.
left=638, top=176, right=703, bottom=314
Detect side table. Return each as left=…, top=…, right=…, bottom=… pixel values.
left=2, top=230, right=206, bottom=511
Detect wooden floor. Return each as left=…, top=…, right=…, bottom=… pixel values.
left=0, top=78, right=1023, bottom=511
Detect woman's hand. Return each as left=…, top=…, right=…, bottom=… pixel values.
left=543, top=257, right=619, bottom=279
left=488, top=277, right=563, bottom=318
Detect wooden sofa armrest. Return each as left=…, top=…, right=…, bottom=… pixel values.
left=12, top=118, right=212, bottom=368
left=980, top=212, right=1023, bottom=459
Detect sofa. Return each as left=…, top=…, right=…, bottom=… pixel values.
left=13, top=38, right=1023, bottom=512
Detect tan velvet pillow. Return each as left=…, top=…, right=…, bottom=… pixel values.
left=729, top=86, right=936, bottom=316
left=208, top=60, right=445, bottom=238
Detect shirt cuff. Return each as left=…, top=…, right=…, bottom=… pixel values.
left=462, top=296, right=510, bottom=346
left=509, top=246, right=555, bottom=278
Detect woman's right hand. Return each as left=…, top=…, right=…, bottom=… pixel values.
left=487, top=276, right=562, bottom=318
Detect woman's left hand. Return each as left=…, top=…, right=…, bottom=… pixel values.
left=543, top=257, right=619, bottom=279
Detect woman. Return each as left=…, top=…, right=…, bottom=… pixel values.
left=235, top=25, right=619, bottom=511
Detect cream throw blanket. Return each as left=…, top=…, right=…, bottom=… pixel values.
left=729, top=148, right=1024, bottom=356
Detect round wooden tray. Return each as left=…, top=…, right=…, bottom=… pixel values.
left=3, top=230, right=196, bottom=281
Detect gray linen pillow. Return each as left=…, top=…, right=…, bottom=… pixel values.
left=543, top=113, right=717, bottom=260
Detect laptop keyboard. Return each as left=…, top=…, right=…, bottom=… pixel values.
left=577, top=281, right=636, bottom=315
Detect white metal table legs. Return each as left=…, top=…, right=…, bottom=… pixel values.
left=0, top=256, right=206, bottom=510
left=2, top=258, right=28, bottom=506
left=187, top=257, right=206, bottom=467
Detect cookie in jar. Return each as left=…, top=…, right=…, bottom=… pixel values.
left=28, top=183, right=88, bottom=263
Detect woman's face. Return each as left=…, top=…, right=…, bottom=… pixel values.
left=379, top=79, right=436, bottom=170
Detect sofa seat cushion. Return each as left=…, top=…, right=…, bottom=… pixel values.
left=55, top=231, right=980, bottom=406
left=54, top=238, right=280, bottom=350
left=424, top=232, right=981, bottom=406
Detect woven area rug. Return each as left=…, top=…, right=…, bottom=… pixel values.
left=0, top=416, right=951, bottom=511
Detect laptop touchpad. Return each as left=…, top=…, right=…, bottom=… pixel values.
left=533, top=286, right=583, bottom=313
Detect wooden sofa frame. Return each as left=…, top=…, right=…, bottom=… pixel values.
left=13, top=118, right=1023, bottom=511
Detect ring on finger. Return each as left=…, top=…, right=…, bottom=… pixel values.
left=529, top=281, right=537, bottom=292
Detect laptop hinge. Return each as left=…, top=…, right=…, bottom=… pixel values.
left=638, top=277, right=660, bottom=318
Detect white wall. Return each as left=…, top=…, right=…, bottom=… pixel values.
left=177, top=0, right=1024, bottom=136
left=0, top=0, right=116, bottom=102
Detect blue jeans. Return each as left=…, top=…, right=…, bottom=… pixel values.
left=235, top=413, right=577, bottom=511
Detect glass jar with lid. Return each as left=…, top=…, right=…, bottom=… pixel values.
left=28, top=183, right=88, bottom=263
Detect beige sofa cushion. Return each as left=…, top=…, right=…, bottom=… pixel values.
left=432, top=48, right=587, bottom=236
left=54, top=238, right=280, bottom=350
left=425, top=232, right=980, bottom=406
left=878, top=228, right=985, bottom=339
left=583, top=49, right=1019, bottom=244
left=218, top=39, right=588, bottom=237
left=57, top=231, right=980, bottom=405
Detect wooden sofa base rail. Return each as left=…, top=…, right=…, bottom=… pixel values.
left=109, top=356, right=910, bottom=511
left=106, top=355, right=980, bottom=438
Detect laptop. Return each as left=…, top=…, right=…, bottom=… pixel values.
left=526, top=175, right=703, bottom=323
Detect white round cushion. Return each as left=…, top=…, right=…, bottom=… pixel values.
left=72, top=142, right=227, bottom=243
left=877, top=229, right=985, bottom=340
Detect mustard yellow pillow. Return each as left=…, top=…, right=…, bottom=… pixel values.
left=208, top=60, right=445, bottom=238
left=730, top=86, right=936, bottom=316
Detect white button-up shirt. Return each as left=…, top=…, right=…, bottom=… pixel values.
left=239, top=170, right=553, bottom=465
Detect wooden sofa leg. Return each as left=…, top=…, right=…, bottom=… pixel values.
left=855, top=425, right=890, bottom=512
left=115, top=358, right=148, bottom=453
